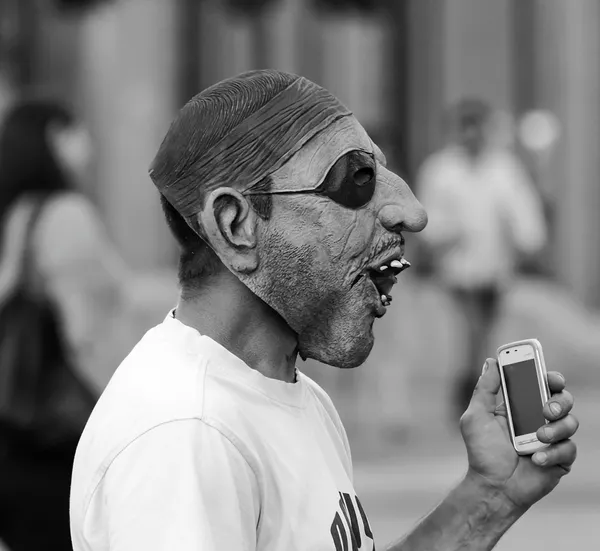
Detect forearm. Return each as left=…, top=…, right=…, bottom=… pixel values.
left=385, top=470, right=526, bottom=551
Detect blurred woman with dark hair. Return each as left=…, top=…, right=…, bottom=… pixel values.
left=0, top=99, right=132, bottom=551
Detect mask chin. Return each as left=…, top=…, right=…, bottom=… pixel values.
left=298, top=325, right=374, bottom=369
left=235, top=270, right=373, bottom=368
left=233, top=230, right=376, bottom=370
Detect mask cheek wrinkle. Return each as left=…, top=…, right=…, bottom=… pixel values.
left=330, top=211, right=368, bottom=264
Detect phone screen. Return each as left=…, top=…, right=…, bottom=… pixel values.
left=502, top=359, right=546, bottom=436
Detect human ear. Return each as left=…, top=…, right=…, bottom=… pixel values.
left=197, top=187, right=259, bottom=274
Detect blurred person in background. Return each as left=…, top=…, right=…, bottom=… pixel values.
left=0, top=77, right=12, bottom=125
left=416, top=98, right=548, bottom=421
left=0, top=99, right=132, bottom=551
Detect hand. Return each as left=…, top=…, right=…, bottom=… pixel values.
left=459, top=358, right=578, bottom=510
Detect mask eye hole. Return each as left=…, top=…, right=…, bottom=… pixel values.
left=316, top=150, right=377, bottom=210
left=354, top=167, right=374, bottom=187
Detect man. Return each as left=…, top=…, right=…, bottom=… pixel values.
left=417, top=99, right=548, bottom=419
left=70, top=71, right=577, bottom=551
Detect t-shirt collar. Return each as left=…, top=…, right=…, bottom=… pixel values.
left=161, top=310, right=307, bottom=408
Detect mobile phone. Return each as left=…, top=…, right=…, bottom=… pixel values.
left=497, top=339, right=551, bottom=455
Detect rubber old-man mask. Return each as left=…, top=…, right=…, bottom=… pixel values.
left=150, top=70, right=427, bottom=368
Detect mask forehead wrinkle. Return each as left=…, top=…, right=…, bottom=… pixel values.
left=270, top=115, right=373, bottom=191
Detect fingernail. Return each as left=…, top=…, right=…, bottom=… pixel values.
left=550, top=402, right=562, bottom=416
left=481, top=361, right=488, bottom=376
left=543, top=426, right=554, bottom=441
left=534, top=452, right=547, bottom=465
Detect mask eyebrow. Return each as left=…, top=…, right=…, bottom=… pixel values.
left=350, top=149, right=376, bottom=167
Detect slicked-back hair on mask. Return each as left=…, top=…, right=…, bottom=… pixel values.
left=151, top=70, right=298, bottom=292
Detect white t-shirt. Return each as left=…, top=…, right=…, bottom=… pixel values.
left=417, top=146, right=547, bottom=289
left=70, top=312, right=376, bottom=551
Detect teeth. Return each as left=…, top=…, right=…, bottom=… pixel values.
left=388, top=258, right=412, bottom=270
left=381, top=294, right=392, bottom=307
left=380, top=265, right=388, bottom=271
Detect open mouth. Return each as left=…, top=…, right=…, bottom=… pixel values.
left=351, top=256, right=411, bottom=308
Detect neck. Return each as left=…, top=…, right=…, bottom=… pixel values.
left=175, top=276, right=299, bottom=383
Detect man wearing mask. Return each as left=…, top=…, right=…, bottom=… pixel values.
left=71, top=72, right=576, bottom=551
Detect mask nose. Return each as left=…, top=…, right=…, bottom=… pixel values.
left=377, top=168, right=428, bottom=234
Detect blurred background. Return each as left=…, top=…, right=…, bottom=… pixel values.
left=0, top=0, right=598, bottom=549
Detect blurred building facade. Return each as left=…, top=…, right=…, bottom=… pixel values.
left=1, top=0, right=599, bottom=307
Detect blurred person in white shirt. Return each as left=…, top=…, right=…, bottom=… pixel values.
left=417, top=98, right=548, bottom=420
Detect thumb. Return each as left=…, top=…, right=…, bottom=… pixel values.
left=471, top=358, right=502, bottom=414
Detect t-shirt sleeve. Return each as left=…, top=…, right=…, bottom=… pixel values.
left=34, top=192, right=130, bottom=291
left=102, top=419, right=260, bottom=551
left=33, top=193, right=133, bottom=388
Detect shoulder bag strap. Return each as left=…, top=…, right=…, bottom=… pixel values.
left=0, top=195, right=46, bottom=303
